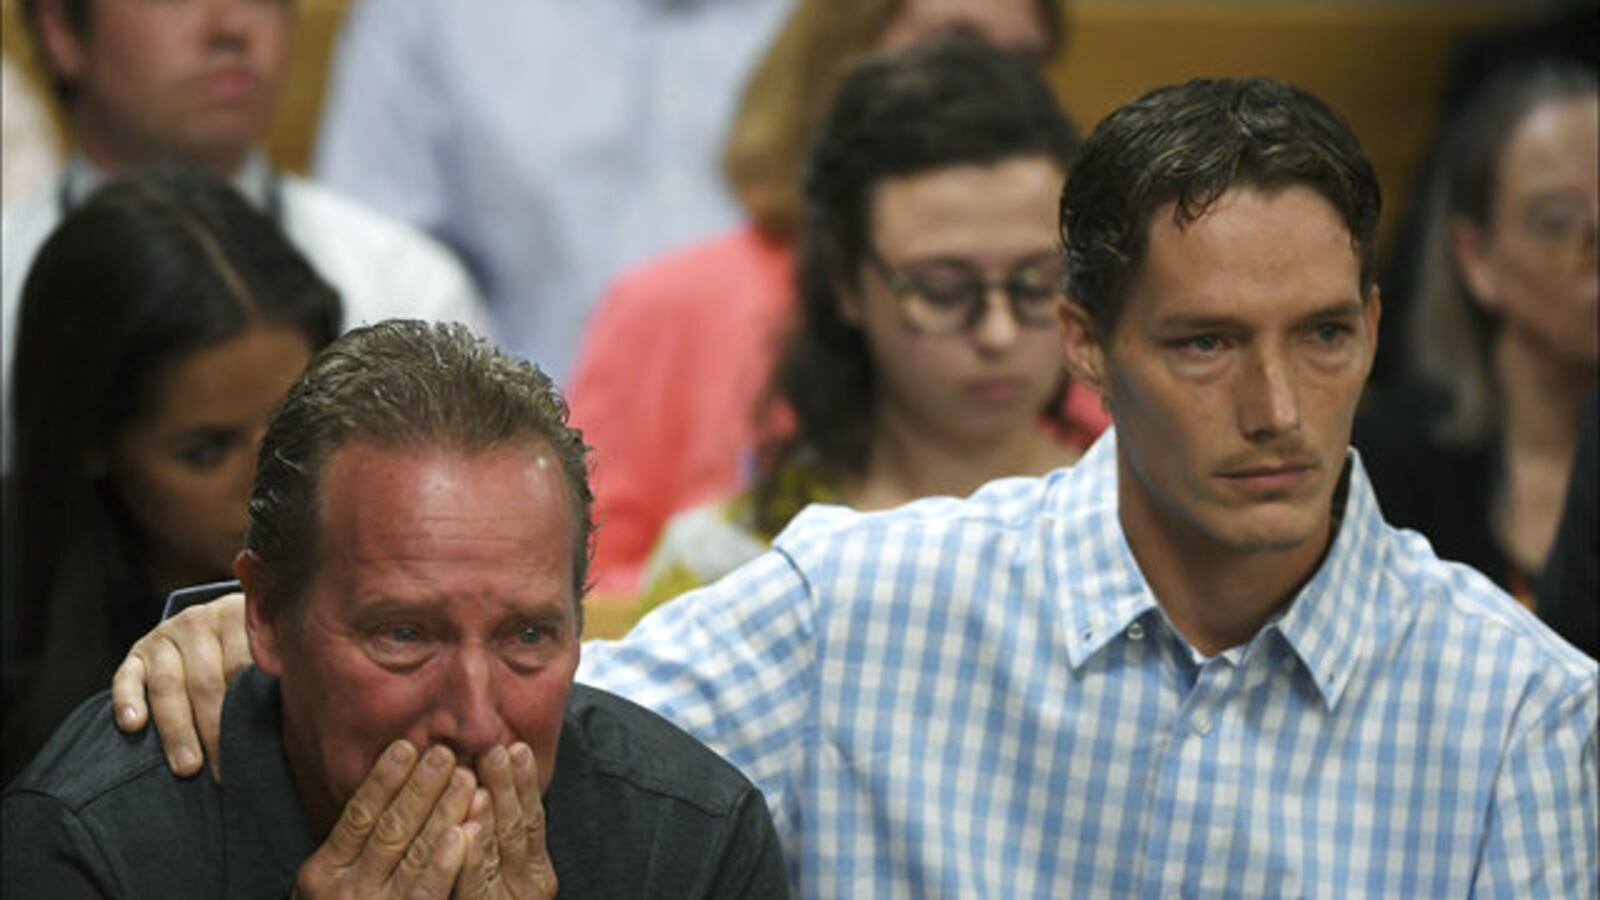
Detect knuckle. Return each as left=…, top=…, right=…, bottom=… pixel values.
left=400, top=833, right=432, bottom=871
left=495, top=810, right=524, bottom=843
left=338, top=798, right=377, bottom=838
left=146, top=663, right=185, bottom=697
left=175, top=602, right=214, bottom=629
left=294, top=861, right=331, bottom=895
left=525, top=805, right=547, bottom=839
left=146, top=634, right=183, bottom=667
left=188, top=632, right=222, bottom=664
left=372, top=808, right=411, bottom=851
left=191, top=676, right=225, bottom=702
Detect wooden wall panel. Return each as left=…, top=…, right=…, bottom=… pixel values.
left=267, top=0, right=353, bottom=174
left=1048, top=4, right=1535, bottom=249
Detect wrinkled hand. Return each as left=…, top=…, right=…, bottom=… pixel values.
left=453, top=743, right=557, bottom=900
left=110, top=592, right=248, bottom=779
left=294, top=741, right=476, bottom=899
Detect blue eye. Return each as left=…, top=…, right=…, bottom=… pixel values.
left=1311, top=323, right=1351, bottom=346
left=1185, top=334, right=1223, bottom=354
left=498, top=625, right=559, bottom=672
left=366, top=623, right=434, bottom=669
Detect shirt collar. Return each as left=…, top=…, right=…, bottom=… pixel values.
left=61, top=148, right=275, bottom=210
left=1267, top=448, right=1387, bottom=711
left=1049, top=429, right=1387, bottom=711
left=1048, top=431, right=1162, bottom=667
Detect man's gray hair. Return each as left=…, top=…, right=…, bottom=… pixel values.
left=246, top=320, right=593, bottom=626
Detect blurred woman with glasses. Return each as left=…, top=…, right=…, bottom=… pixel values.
left=568, top=0, right=1092, bottom=597
left=1355, top=60, right=1598, bottom=607
left=635, top=37, right=1087, bottom=610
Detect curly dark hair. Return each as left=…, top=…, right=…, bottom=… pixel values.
left=246, top=320, right=594, bottom=628
left=755, top=35, right=1081, bottom=534
left=1061, top=77, right=1382, bottom=337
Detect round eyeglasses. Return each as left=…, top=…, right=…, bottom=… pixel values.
left=866, top=251, right=1064, bottom=336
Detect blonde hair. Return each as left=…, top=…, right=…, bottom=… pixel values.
left=723, top=1, right=901, bottom=240
left=723, top=0, right=1065, bottom=240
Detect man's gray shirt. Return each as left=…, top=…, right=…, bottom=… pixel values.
left=3, top=668, right=787, bottom=898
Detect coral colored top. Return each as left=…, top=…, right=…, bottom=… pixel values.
left=568, top=224, right=1110, bottom=592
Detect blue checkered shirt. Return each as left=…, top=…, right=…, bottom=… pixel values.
left=578, top=431, right=1598, bottom=897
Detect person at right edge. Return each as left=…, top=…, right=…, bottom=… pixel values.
left=1355, top=62, right=1597, bottom=607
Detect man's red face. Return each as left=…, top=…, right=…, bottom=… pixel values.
left=245, top=442, right=582, bottom=831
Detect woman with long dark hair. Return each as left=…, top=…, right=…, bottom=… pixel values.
left=2, top=167, right=340, bottom=779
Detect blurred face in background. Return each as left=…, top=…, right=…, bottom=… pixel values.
left=878, top=0, right=1052, bottom=60
left=841, top=156, right=1067, bottom=453
left=1455, top=93, right=1600, bottom=368
left=37, top=0, right=293, bottom=174
left=106, top=325, right=311, bottom=594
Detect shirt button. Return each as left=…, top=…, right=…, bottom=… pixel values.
left=1192, top=714, right=1213, bottom=736
left=1127, top=622, right=1145, bottom=641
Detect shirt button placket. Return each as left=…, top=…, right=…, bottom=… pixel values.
left=1189, top=662, right=1234, bottom=738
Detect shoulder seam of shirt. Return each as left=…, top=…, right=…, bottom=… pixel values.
left=574, top=760, right=761, bottom=820
left=1419, top=552, right=1599, bottom=682
left=6, top=751, right=173, bottom=815
left=5, top=785, right=124, bottom=890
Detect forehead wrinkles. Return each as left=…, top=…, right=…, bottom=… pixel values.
left=1132, top=190, right=1361, bottom=322
left=313, top=447, right=577, bottom=617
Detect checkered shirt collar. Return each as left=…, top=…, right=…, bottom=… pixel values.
left=1048, top=429, right=1388, bottom=712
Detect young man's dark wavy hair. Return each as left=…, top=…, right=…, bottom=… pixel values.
left=1061, top=76, right=1382, bottom=338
